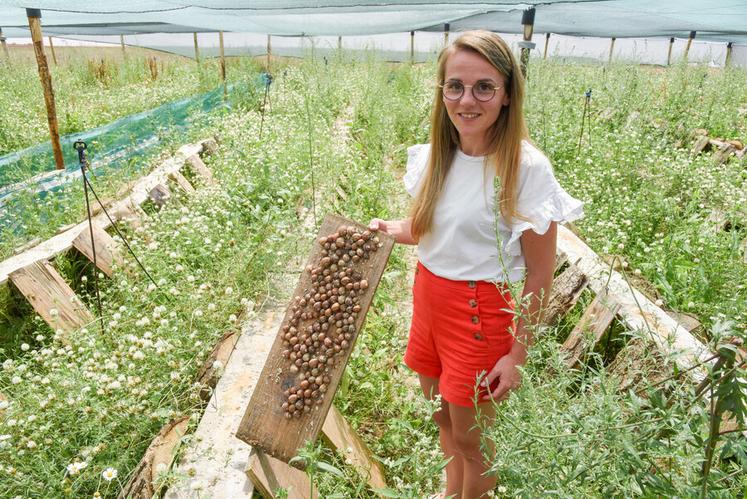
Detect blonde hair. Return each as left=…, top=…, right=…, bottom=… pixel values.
left=410, top=30, right=529, bottom=239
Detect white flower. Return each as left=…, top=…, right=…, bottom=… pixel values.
left=26, top=440, right=37, bottom=449
left=655, top=299, right=664, bottom=307
left=21, top=343, right=29, bottom=351
left=0, top=400, right=9, bottom=410
left=132, top=351, right=145, bottom=361
left=497, top=485, right=508, bottom=494
left=49, top=308, right=59, bottom=317
left=212, top=360, right=223, bottom=371
left=11, top=376, right=22, bottom=385
left=207, top=303, right=216, bottom=311
left=225, top=287, right=233, bottom=295
left=35, top=334, right=44, bottom=342
left=67, top=461, right=88, bottom=475
left=228, top=314, right=237, bottom=323
left=102, top=467, right=118, bottom=481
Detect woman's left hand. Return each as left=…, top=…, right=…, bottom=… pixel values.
left=480, top=352, right=524, bottom=402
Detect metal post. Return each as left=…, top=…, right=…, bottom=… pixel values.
left=543, top=32, right=550, bottom=60
left=0, top=27, right=9, bottom=62
left=267, top=34, right=271, bottom=71
left=725, top=42, right=733, bottom=67
left=444, top=23, right=450, bottom=46
left=410, top=30, right=415, bottom=64
left=520, top=7, right=536, bottom=76
left=219, top=31, right=227, bottom=99
left=193, top=32, right=200, bottom=65
left=608, top=37, right=616, bottom=64
left=27, top=9, right=64, bottom=170
left=684, top=31, right=696, bottom=63
left=667, top=37, right=674, bottom=66
left=47, top=36, right=57, bottom=65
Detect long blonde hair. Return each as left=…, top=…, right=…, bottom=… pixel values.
left=410, top=30, right=529, bottom=239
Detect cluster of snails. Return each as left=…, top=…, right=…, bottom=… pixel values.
left=280, top=225, right=380, bottom=418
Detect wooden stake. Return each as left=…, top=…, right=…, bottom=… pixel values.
left=667, top=37, right=674, bottom=66
left=26, top=9, right=64, bottom=170
left=0, top=27, right=9, bottom=61
left=247, top=450, right=317, bottom=499
left=608, top=37, right=616, bottom=64
left=684, top=31, right=696, bottom=63
left=219, top=31, right=227, bottom=99
left=543, top=32, right=550, bottom=60
left=72, top=223, right=123, bottom=278
left=47, top=36, right=57, bottom=65
left=520, top=7, right=536, bottom=77
left=725, top=42, right=733, bottom=67
left=561, top=293, right=620, bottom=368
left=193, top=32, right=200, bottom=65
left=410, top=30, right=415, bottom=64
left=443, top=22, right=450, bottom=46
left=120, top=34, right=125, bottom=56
left=266, top=34, right=272, bottom=71
left=337, top=35, right=341, bottom=51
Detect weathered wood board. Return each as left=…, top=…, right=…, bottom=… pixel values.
left=186, top=154, right=215, bottom=184
left=71, top=223, right=123, bottom=277
left=247, top=450, right=317, bottom=499
left=561, top=292, right=620, bottom=368
left=168, top=170, right=196, bottom=195
left=544, top=264, right=588, bottom=326
left=9, top=260, right=93, bottom=333
left=236, top=214, right=394, bottom=465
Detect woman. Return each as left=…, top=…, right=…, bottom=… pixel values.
left=369, top=31, right=583, bottom=498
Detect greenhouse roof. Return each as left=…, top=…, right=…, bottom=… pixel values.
left=1, top=1, right=745, bottom=44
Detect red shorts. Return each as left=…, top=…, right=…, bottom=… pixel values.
left=404, top=261, right=515, bottom=407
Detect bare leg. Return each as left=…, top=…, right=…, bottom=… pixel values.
left=419, top=374, right=463, bottom=498
left=448, top=403, right=497, bottom=499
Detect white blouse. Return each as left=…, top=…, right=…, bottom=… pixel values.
left=403, top=141, right=584, bottom=283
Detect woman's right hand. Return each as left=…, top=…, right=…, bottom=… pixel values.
left=368, top=218, right=417, bottom=245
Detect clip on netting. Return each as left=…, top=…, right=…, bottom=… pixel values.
left=73, top=140, right=160, bottom=327
left=577, top=88, right=592, bottom=156
left=258, top=72, right=273, bottom=141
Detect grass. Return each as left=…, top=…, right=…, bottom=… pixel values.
left=0, top=49, right=745, bottom=497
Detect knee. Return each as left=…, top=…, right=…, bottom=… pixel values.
left=451, top=429, right=481, bottom=459
left=432, top=408, right=451, bottom=429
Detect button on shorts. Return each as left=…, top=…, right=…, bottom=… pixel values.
left=404, top=261, right=515, bottom=407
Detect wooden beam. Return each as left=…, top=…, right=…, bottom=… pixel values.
left=168, top=169, right=196, bottom=195
left=71, top=223, right=123, bottom=278
left=321, top=404, right=387, bottom=490
left=185, top=154, right=215, bottom=184
left=337, top=35, right=342, bottom=51
left=219, top=31, right=227, bottom=99
left=443, top=22, right=450, bottom=46
left=236, top=215, right=395, bottom=464
left=561, top=292, right=621, bottom=368
left=684, top=31, right=696, bottom=63
left=120, top=34, right=125, bottom=56
left=193, top=32, right=200, bottom=65
left=148, top=184, right=171, bottom=208
left=520, top=8, right=535, bottom=76
left=9, top=260, right=93, bottom=333
left=47, top=36, right=57, bottom=65
left=544, top=264, right=588, bottom=326
left=26, top=9, right=64, bottom=170
left=267, top=34, right=272, bottom=71
left=543, top=32, right=550, bottom=60
left=409, top=30, right=415, bottom=64
left=0, top=141, right=204, bottom=286
left=247, top=451, right=317, bottom=499
left=608, top=37, right=616, bottom=65
left=0, top=27, right=9, bottom=62
left=667, top=37, right=674, bottom=66
left=725, top=42, right=733, bottom=67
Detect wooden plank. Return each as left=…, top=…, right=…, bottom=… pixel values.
left=169, top=169, right=196, bottom=195
left=320, top=404, right=387, bottom=490
left=0, top=141, right=204, bottom=286
left=148, top=184, right=171, bottom=208
left=9, top=261, right=93, bottom=333
left=71, top=223, right=123, bottom=278
left=200, top=138, right=218, bottom=156
left=236, top=214, right=395, bottom=464
left=247, top=451, right=317, bottom=499
left=543, top=264, right=588, bottom=326
left=185, top=154, right=215, bottom=184
left=561, top=292, right=620, bottom=368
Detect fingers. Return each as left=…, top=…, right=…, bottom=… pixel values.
left=368, top=218, right=381, bottom=231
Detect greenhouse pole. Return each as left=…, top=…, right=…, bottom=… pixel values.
left=219, top=31, right=227, bottom=99
left=444, top=23, right=450, bottom=46
left=667, top=37, right=674, bottom=66
left=26, top=9, right=64, bottom=170
left=608, top=37, right=616, bottom=64
left=337, top=35, right=341, bottom=51
left=193, top=33, right=200, bottom=65
left=410, top=31, right=415, bottom=64
left=684, top=31, right=696, bottom=63
left=543, top=33, right=550, bottom=60
left=0, top=28, right=9, bottom=62
left=120, top=34, right=126, bottom=57
left=520, top=8, right=535, bottom=77
left=47, top=36, right=57, bottom=65
left=267, top=34, right=272, bottom=71
left=725, top=42, right=733, bottom=67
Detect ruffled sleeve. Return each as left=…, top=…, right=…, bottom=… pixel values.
left=501, top=144, right=584, bottom=257
left=403, top=143, right=430, bottom=197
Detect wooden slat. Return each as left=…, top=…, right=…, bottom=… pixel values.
left=236, top=214, right=395, bottom=464
left=200, top=138, right=219, bottom=156
left=321, top=404, right=387, bottom=490
left=148, top=184, right=171, bottom=208
left=168, top=170, right=196, bottom=195
left=247, top=450, right=317, bottom=499
left=560, top=292, right=620, bottom=368
left=543, top=264, right=588, bottom=326
left=9, top=261, right=93, bottom=333
left=71, top=223, right=123, bottom=278
left=185, top=154, right=215, bottom=184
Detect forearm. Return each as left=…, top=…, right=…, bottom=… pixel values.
left=510, top=273, right=553, bottom=363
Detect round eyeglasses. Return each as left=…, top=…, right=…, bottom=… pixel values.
left=439, top=80, right=503, bottom=102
